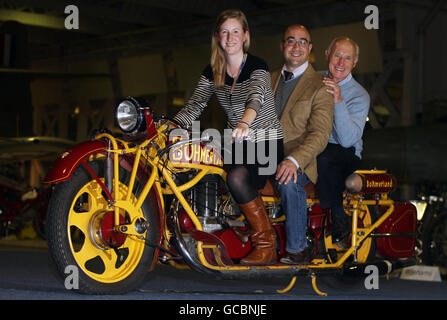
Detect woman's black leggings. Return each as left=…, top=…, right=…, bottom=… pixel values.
left=225, top=139, right=284, bottom=204
left=226, top=165, right=258, bottom=204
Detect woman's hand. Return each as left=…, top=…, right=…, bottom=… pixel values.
left=232, top=121, right=250, bottom=142
left=166, top=118, right=183, bottom=131
left=167, top=122, right=179, bottom=131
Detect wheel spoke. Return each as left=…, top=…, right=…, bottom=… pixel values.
left=69, top=211, right=92, bottom=232
left=123, top=234, right=146, bottom=249
left=69, top=182, right=107, bottom=232
left=97, top=248, right=118, bottom=272
left=73, top=239, right=105, bottom=267
left=86, top=182, right=106, bottom=210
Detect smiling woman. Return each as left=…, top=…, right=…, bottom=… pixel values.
left=211, top=10, right=250, bottom=89
left=172, top=9, right=284, bottom=265
left=217, top=19, right=248, bottom=63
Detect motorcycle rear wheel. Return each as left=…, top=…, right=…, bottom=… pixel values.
left=324, top=204, right=377, bottom=264
left=46, top=160, right=158, bottom=294
left=321, top=205, right=378, bottom=288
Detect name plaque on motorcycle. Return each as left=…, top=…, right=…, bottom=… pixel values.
left=400, top=265, right=442, bottom=282
left=346, top=171, right=396, bottom=194
left=170, top=142, right=223, bottom=167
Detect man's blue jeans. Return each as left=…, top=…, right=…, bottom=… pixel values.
left=276, top=172, right=310, bottom=253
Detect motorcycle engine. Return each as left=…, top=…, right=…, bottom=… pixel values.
left=171, top=172, right=285, bottom=261
left=173, top=172, right=241, bottom=233
left=190, top=173, right=241, bottom=233
left=174, top=171, right=282, bottom=231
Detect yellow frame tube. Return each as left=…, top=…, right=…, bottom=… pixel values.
left=126, top=147, right=142, bottom=202
left=351, top=199, right=360, bottom=252
left=94, top=133, right=161, bottom=226
left=134, top=162, right=158, bottom=210
left=309, top=202, right=395, bottom=269
left=161, top=167, right=203, bottom=231
left=161, top=164, right=225, bottom=194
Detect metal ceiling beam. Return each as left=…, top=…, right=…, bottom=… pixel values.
left=130, top=0, right=263, bottom=17
left=1, top=0, right=197, bottom=28
left=32, top=0, right=355, bottom=61
left=0, top=8, right=133, bottom=35
left=0, top=9, right=65, bottom=30
left=0, top=67, right=110, bottom=78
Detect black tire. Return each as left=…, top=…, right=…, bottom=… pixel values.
left=324, top=204, right=378, bottom=264
left=46, top=160, right=159, bottom=294
left=320, top=204, right=379, bottom=288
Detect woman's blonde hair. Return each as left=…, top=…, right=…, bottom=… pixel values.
left=211, top=9, right=250, bottom=88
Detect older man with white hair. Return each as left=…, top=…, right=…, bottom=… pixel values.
left=317, top=37, right=370, bottom=248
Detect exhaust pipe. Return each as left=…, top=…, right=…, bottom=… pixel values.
left=169, top=210, right=220, bottom=276
left=342, top=258, right=417, bottom=277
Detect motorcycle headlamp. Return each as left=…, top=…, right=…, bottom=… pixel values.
left=115, top=98, right=145, bottom=134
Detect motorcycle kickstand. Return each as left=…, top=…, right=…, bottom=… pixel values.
left=276, top=272, right=328, bottom=296
left=276, top=276, right=297, bottom=294
left=310, top=272, right=328, bottom=296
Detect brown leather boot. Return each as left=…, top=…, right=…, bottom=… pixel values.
left=239, top=196, right=277, bottom=264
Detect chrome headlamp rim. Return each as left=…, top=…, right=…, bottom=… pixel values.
left=115, top=97, right=145, bottom=134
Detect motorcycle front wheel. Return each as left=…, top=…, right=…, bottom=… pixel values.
left=46, top=160, right=159, bottom=294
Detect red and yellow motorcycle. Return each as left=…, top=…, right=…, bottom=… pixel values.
left=44, top=97, right=418, bottom=295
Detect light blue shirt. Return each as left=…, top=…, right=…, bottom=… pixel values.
left=324, top=71, right=370, bottom=159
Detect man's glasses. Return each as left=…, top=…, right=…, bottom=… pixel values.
left=283, top=38, right=310, bottom=47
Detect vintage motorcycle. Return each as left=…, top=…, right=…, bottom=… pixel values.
left=0, top=183, right=51, bottom=239
left=44, top=97, right=418, bottom=295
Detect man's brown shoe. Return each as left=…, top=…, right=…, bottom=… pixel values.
left=280, top=249, right=310, bottom=265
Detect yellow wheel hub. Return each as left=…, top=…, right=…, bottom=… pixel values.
left=67, top=179, right=146, bottom=283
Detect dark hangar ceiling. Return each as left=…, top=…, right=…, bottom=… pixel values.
left=1, top=0, right=439, bottom=62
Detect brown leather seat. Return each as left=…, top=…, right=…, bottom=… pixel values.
left=258, top=178, right=280, bottom=197
left=304, top=182, right=318, bottom=199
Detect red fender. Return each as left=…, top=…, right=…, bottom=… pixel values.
left=43, top=140, right=108, bottom=185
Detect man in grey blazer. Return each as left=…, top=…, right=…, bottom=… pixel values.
left=272, top=25, right=334, bottom=264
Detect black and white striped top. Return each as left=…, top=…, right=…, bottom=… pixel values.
left=173, top=53, right=283, bottom=143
